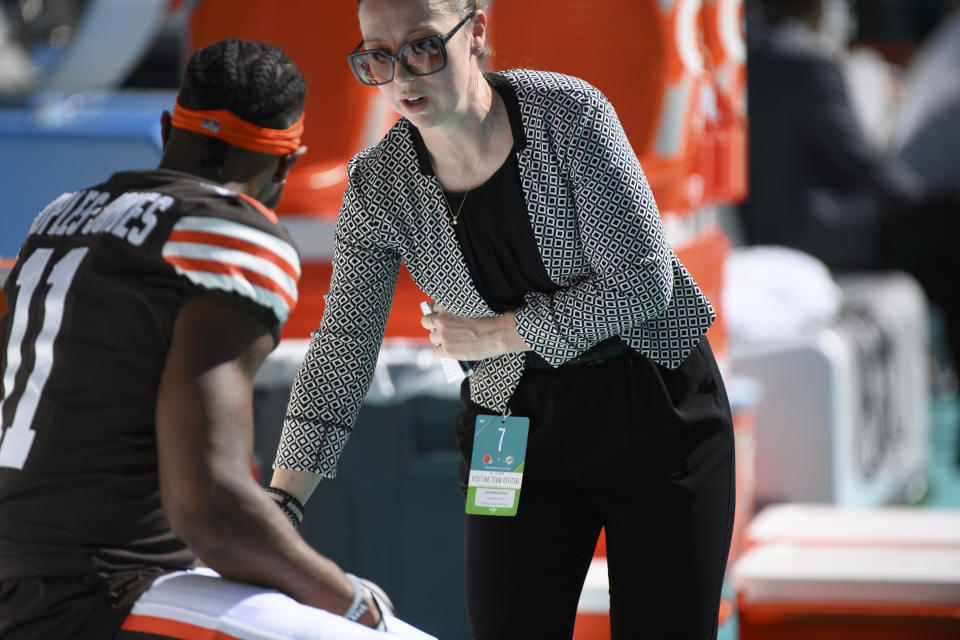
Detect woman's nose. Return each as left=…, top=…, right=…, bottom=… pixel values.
left=394, top=61, right=415, bottom=83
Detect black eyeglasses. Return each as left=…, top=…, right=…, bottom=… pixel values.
left=348, top=12, right=475, bottom=86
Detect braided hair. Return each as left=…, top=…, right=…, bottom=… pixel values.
left=178, top=38, right=307, bottom=131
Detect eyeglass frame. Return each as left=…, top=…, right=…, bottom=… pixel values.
left=347, top=11, right=476, bottom=86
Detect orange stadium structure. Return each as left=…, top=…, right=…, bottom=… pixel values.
left=490, top=0, right=707, bottom=214
left=702, top=0, right=749, bottom=205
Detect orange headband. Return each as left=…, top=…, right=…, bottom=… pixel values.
left=171, top=102, right=304, bottom=155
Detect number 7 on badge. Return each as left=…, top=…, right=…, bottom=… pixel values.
left=466, top=414, right=529, bottom=517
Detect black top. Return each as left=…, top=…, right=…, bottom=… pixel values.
left=448, top=151, right=559, bottom=313
left=411, top=76, right=627, bottom=367
left=413, top=74, right=558, bottom=314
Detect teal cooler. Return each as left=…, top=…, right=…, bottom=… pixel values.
left=252, top=347, right=469, bottom=639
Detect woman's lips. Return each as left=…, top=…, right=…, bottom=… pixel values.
left=401, top=95, right=429, bottom=111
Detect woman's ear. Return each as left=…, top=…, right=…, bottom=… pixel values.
left=471, top=9, right=489, bottom=56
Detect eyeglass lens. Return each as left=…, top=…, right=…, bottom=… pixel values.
left=351, top=35, right=446, bottom=85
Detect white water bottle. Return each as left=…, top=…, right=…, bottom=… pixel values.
left=420, top=301, right=471, bottom=383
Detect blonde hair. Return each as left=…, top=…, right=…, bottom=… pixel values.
left=357, top=0, right=494, bottom=58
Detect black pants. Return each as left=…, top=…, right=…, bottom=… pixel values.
left=455, top=339, right=736, bottom=639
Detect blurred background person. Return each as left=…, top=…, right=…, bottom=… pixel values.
left=738, top=0, right=960, bottom=446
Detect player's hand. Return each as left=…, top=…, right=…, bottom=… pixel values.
left=357, top=577, right=394, bottom=631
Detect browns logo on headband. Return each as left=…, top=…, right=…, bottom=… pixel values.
left=171, top=103, right=304, bottom=155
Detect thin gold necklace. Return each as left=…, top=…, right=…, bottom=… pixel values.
left=429, top=157, right=470, bottom=225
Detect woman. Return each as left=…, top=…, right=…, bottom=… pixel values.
left=271, top=0, right=735, bottom=637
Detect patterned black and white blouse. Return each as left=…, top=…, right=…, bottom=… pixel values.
left=275, top=69, right=715, bottom=476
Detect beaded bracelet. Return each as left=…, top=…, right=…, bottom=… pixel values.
left=265, top=486, right=305, bottom=529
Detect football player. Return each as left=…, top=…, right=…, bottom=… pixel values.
left=0, top=38, right=425, bottom=639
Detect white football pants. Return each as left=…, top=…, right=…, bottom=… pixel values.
left=119, top=567, right=436, bottom=640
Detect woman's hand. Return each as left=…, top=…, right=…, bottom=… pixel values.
left=420, top=304, right=531, bottom=361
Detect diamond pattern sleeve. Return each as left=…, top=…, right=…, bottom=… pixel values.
left=274, top=177, right=401, bottom=476
left=513, top=80, right=673, bottom=366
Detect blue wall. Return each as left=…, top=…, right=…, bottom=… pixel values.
left=0, top=90, right=176, bottom=258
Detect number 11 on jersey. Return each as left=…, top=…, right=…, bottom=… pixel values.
left=0, top=247, right=88, bottom=469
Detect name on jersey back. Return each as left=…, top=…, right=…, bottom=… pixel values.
left=28, top=189, right=173, bottom=246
